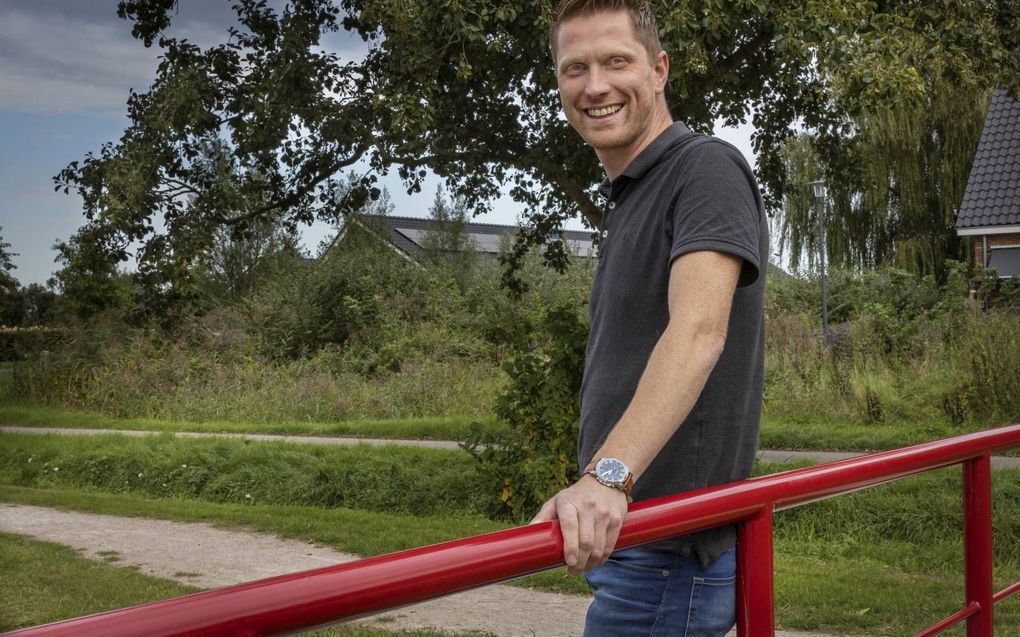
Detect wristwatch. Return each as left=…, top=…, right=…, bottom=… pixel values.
left=585, top=457, right=634, bottom=501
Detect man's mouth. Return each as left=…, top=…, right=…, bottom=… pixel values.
left=584, top=104, right=622, bottom=119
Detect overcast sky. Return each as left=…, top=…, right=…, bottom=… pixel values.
left=0, top=1, right=756, bottom=286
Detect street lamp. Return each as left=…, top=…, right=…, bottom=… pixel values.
left=809, top=180, right=829, bottom=338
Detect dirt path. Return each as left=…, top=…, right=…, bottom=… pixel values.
left=0, top=503, right=844, bottom=637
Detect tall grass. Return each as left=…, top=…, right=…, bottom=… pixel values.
left=763, top=266, right=1020, bottom=428
left=9, top=311, right=505, bottom=422
left=5, top=253, right=1018, bottom=432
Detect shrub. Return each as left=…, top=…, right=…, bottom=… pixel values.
left=464, top=305, right=588, bottom=521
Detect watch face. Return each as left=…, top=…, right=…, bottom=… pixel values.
left=596, top=457, right=628, bottom=484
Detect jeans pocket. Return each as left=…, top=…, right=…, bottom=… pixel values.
left=684, top=574, right=737, bottom=637
left=605, top=548, right=675, bottom=577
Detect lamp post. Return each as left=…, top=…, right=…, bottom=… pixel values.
left=809, top=180, right=829, bottom=339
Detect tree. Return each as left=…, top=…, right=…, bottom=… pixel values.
left=21, top=284, right=58, bottom=326
left=0, top=228, right=24, bottom=326
left=49, top=226, right=133, bottom=321
left=420, top=185, right=477, bottom=277
left=775, top=79, right=991, bottom=280
left=198, top=214, right=303, bottom=300
left=58, top=0, right=1020, bottom=306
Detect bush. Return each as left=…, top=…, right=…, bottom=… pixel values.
left=464, top=305, right=588, bottom=521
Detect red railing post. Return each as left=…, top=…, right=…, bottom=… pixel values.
left=737, top=505, right=775, bottom=637
left=964, top=454, right=994, bottom=636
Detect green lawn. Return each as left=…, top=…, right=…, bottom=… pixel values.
left=3, top=412, right=1020, bottom=635
left=0, top=532, right=486, bottom=636
left=3, top=480, right=1019, bottom=635
left=0, top=405, right=504, bottom=441
left=3, top=404, right=1017, bottom=452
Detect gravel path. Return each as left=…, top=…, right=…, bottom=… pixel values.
left=5, top=425, right=1019, bottom=469
left=0, top=503, right=845, bottom=637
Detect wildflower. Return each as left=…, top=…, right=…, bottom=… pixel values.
left=182, top=464, right=188, bottom=468
left=244, top=493, right=252, bottom=499
left=137, top=472, right=144, bottom=478
left=52, top=467, right=59, bottom=472
left=27, top=457, right=32, bottom=463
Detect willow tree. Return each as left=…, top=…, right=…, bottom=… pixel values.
left=775, top=80, right=992, bottom=279
left=56, top=0, right=1020, bottom=313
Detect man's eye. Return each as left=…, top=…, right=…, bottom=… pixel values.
left=609, top=57, right=626, bottom=66
left=566, top=64, right=585, bottom=74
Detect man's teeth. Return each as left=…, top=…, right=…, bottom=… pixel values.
left=586, top=105, right=622, bottom=117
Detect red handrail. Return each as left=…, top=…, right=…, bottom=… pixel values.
left=7, top=423, right=1020, bottom=637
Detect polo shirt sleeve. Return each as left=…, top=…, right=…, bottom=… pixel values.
left=667, top=140, right=763, bottom=287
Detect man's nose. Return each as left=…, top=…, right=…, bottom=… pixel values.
left=584, top=68, right=610, bottom=99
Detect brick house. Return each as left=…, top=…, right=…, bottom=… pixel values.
left=955, top=88, right=1020, bottom=277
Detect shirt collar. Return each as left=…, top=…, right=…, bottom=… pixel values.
left=598, top=122, right=691, bottom=198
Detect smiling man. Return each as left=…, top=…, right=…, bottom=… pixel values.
left=531, top=1, right=769, bottom=635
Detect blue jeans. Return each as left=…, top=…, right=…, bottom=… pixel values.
left=583, top=545, right=736, bottom=637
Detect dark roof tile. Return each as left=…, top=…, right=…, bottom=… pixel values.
left=957, top=88, right=1020, bottom=230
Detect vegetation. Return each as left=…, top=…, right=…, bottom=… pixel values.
left=0, top=405, right=502, bottom=440
left=3, top=436, right=1020, bottom=635
left=0, top=533, right=482, bottom=636
left=5, top=249, right=1019, bottom=436
left=774, top=79, right=992, bottom=280
left=0, top=532, right=198, bottom=632
left=764, top=264, right=1020, bottom=428
left=48, top=1, right=1019, bottom=309
left=465, top=305, right=587, bottom=519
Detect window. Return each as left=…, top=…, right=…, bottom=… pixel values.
left=987, top=245, right=1020, bottom=278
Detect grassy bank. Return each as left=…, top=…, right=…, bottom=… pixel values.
left=3, top=404, right=1016, bottom=453
left=4, top=431, right=1020, bottom=632
left=0, top=405, right=504, bottom=441
left=3, top=485, right=1018, bottom=635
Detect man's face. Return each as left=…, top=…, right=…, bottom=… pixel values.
left=554, top=10, right=668, bottom=164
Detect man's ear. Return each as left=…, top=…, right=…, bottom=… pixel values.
left=654, top=50, right=669, bottom=93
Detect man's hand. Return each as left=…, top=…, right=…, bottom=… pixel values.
left=531, top=475, right=628, bottom=576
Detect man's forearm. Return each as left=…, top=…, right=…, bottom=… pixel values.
left=590, top=315, right=726, bottom=482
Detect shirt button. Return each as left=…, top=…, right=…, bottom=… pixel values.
left=602, top=230, right=608, bottom=238
left=608, top=201, right=616, bottom=210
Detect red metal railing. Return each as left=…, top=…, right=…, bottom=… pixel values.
left=7, top=423, right=1020, bottom=637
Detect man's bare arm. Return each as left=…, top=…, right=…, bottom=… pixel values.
left=532, top=249, right=743, bottom=575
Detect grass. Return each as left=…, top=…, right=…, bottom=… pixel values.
left=0, top=431, right=493, bottom=517
left=0, top=485, right=587, bottom=595
left=3, top=486, right=1018, bottom=635
left=0, top=532, right=488, bottom=636
left=0, top=531, right=199, bottom=632
left=0, top=404, right=504, bottom=441
left=760, top=415, right=1020, bottom=453
left=6, top=404, right=1020, bottom=453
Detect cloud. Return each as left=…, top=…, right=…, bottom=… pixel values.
left=0, top=5, right=223, bottom=114
left=0, top=3, right=368, bottom=115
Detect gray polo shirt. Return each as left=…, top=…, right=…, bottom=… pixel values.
left=578, top=122, right=767, bottom=564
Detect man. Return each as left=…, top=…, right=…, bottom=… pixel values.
left=531, top=1, right=768, bottom=635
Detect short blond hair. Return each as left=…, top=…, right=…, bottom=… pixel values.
left=549, top=0, right=663, bottom=62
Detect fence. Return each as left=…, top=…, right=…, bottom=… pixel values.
left=7, top=423, right=1020, bottom=637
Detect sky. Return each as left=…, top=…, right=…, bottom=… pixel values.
left=0, top=1, right=757, bottom=286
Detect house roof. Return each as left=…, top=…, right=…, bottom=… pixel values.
left=356, top=214, right=597, bottom=259
left=956, top=88, right=1020, bottom=231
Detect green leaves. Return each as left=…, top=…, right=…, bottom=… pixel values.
left=58, top=0, right=1020, bottom=317
left=464, top=305, right=588, bottom=520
